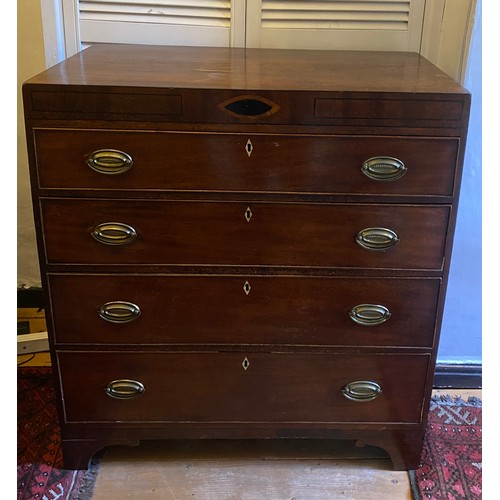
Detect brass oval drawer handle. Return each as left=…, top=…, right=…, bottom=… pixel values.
left=361, top=156, right=407, bottom=181
left=349, top=304, right=391, bottom=326
left=342, top=381, right=382, bottom=402
left=99, top=301, right=141, bottom=323
left=105, top=379, right=145, bottom=399
left=355, top=227, right=399, bottom=251
left=86, top=149, right=133, bottom=175
left=91, top=222, right=137, bottom=246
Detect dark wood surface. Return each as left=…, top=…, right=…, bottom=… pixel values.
left=41, top=199, right=450, bottom=269
left=57, top=351, right=429, bottom=423
left=22, top=44, right=470, bottom=470
left=34, top=128, right=459, bottom=196
left=26, top=88, right=468, bottom=127
left=48, top=274, right=440, bottom=348
left=24, top=45, right=467, bottom=94
left=23, top=46, right=469, bottom=127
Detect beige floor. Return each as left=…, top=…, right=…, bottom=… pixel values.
left=18, top=310, right=481, bottom=499
left=91, top=440, right=410, bottom=499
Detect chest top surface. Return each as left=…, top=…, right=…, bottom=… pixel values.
left=24, top=44, right=466, bottom=95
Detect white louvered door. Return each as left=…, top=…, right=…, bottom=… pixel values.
left=78, top=0, right=245, bottom=47
left=246, top=0, right=426, bottom=51
left=65, top=0, right=428, bottom=53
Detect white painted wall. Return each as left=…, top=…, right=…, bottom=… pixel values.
left=438, top=0, right=482, bottom=364
left=18, top=0, right=47, bottom=288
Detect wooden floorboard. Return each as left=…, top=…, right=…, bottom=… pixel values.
left=92, top=441, right=410, bottom=500
left=17, top=309, right=481, bottom=499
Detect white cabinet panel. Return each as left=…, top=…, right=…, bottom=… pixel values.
left=247, top=0, right=425, bottom=51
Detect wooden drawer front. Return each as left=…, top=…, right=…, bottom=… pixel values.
left=34, top=129, right=458, bottom=197
left=58, top=351, right=429, bottom=424
left=49, top=274, right=440, bottom=347
left=41, top=200, right=449, bottom=270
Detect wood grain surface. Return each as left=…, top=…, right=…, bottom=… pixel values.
left=24, top=45, right=467, bottom=94
left=41, top=199, right=450, bottom=269
left=34, top=129, right=459, bottom=196
left=48, top=274, right=440, bottom=348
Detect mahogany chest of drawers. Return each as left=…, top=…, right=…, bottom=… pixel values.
left=23, top=44, right=470, bottom=470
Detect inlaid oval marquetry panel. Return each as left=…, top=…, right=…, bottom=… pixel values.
left=218, top=95, right=281, bottom=119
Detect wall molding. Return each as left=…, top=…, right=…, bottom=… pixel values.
left=420, top=0, right=477, bottom=84
left=434, top=363, right=482, bottom=389
left=40, top=0, right=80, bottom=68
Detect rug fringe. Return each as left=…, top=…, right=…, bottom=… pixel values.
left=73, top=457, right=101, bottom=500
left=431, top=394, right=482, bottom=407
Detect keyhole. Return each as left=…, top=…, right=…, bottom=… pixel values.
left=243, top=281, right=251, bottom=295
left=245, top=207, right=252, bottom=222
left=245, top=139, right=253, bottom=157
left=242, top=357, right=250, bottom=370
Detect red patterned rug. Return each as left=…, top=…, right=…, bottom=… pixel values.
left=17, top=366, right=99, bottom=500
left=410, top=395, right=482, bottom=499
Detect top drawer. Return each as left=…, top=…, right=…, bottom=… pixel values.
left=33, top=129, right=458, bottom=197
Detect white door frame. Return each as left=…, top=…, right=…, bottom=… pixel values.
left=40, top=0, right=80, bottom=67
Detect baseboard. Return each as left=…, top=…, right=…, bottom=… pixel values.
left=17, top=331, right=49, bottom=354
left=433, top=363, right=482, bottom=389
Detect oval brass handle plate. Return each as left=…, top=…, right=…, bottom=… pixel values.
left=99, top=301, right=141, bottom=323
left=349, top=304, right=391, bottom=326
left=361, top=156, right=406, bottom=181
left=105, top=379, right=145, bottom=399
left=86, top=149, right=133, bottom=175
left=342, top=381, right=382, bottom=402
left=91, top=222, right=137, bottom=246
left=355, top=227, right=399, bottom=251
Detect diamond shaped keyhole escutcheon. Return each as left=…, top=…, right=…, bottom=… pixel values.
left=245, top=207, right=252, bottom=223
left=245, top=139, right=253, bottom=157
left=242, top=357, right=250, bottom=371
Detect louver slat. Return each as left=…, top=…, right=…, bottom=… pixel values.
left=80, top=1, right=231, bottom=27
left=261, top=1, right=411, bottom=31
left=78, top=0, right=232, bottom=46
